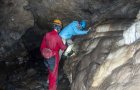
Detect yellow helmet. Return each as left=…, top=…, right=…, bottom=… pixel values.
left=53, top=19, right=62, bottom=26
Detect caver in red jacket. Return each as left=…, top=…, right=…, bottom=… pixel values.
left=40, top=30, right=67, bottom=90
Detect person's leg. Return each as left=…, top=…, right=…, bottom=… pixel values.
left=44, top=57, right=55, bottom=72
left=67, top=39, right=73, bottom=46
left=44, top=57, right=56, bottom=90
left=64, top=39, right=74, bottom=56
left=44, top=59, right=50, bottom=87
left=47, top=57, right=55, bottom=72
left=48, top=56, right=58, bottom=90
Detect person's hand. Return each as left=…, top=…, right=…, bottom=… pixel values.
left=88, top=27, right=92, bottom=31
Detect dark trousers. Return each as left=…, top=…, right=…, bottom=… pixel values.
left=44, top=56, right=55, bottom=72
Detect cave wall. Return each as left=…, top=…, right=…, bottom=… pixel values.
left=0, top=0, right=34, bottom=62
left=64, top=11, right=140, bottom=90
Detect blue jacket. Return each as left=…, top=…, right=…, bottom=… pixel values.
left=59, top=21, right=88, bottom=39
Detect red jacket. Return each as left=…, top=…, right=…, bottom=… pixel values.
left=40, top=30, right=67, bottom=90
left=40, top=30, right=66, bottom=55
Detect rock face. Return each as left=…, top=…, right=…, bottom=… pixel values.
left=64, top=11, right=140, bottom=90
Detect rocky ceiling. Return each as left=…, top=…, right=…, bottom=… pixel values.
left=28, top=0, right=140, bottom=28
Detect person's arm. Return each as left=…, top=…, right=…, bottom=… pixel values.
left=58, top=36, right=67, bottom=51
left=40, top=35, right=47, bottom=53
left=72, top=23, right=88, bottom=35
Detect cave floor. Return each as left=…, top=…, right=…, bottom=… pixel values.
left=0, top=60, right=70, bottom=90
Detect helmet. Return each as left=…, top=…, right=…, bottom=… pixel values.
left=80, top=20, right=86, bottom=29
left=53, top=19, right=62, bottom=26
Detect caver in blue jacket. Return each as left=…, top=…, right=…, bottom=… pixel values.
left=59, top=21, right=88, bottom=40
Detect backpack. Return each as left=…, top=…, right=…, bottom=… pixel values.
left=42, top=48, right=55, bottom=59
